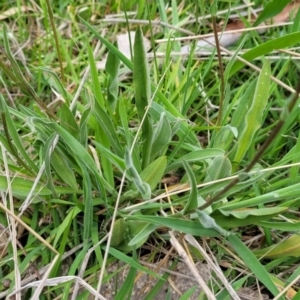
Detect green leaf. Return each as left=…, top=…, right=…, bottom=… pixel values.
left=103, top=246, right=163, bottom=279
left=254, top=0, right=293, bottom=26
left=58, top=103, right=79, bottom=139
left=0, top=175, right=51, bottom=197
left=222, top=182, right=300, bottom=211
left=234, top=60, right=270, bottom=164
left=212, top=125, right=237, bottom=151
left=127, top=221, right=158, bottom=246
left=82, top=166, right=93, bottom=246
left=253, top=235, right=300, bottom=259
left=110, top=218, right=128, bottom=247
left=182, top=161, right=198, bottom=214
left=151, top=112, right=172, bottom=159
left=230, top=32, right=300, bottom=76
left=257, top=221, right=300, bottom=232
left=140, top=156, right=167, bottom=191
left=166, top=149, right=225, bottom=172
left=126, top=215, right=219, bottom=237
left=133, top=26, right=153, bottom=169
left=51, top=148, right=78, bottom=190
left=218, top=207, right=287, bottom=219
left=125, top=148, right=151, bottom=200
left=105, top=41, right=120, bottom=111
left=53, top=206, right=81, bottom=248
left=230, top=78, right=257, bottom=137
left=115, top=265, right=136, bottom=300
left=0, top=95, right=38, bottom=173
left=196, top=210, right=228, bottom=236
left=205, top=155, right=232, bottom=182
left=227, top=234, right=280, bottom=297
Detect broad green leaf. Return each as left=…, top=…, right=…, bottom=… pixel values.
left=166, top=149, right=225, bottom=172
left=234, top=60, right=270, bottom=164
left=110, top=218, right=128, bottom=247
left=51, top=148, right=78, bottom=190
left=205, top=155, right=232, bottom=182
left=253, top=235, right=300, bottom=259
left=140, top=156, right=167, bottom=191
left=105, top=41, right=120, bottom=111
left=254, top=0, right=294, bottom=26
left=230, top=32, right=300, bottom=76
left=227, top=234, right=280, bottom=297
left=133, top=26, right=153, bottom=169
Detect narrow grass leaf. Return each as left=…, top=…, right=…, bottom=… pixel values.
left=222, top=182, right=300, bottom=210
left=230, top=33, right=300, bottom=76
left=93, top=141, right=125, bottom=171
left=257, top=221, right=300, bottom=232
left=114, top=265, right=136, bottom=300
left=93, top=101, right=123, bottom=157
left=143, top=261, right=177, bottom=300
left=0, top=94, right=38, bottom=173
left=234, top=60, right=270, bottom=164
left=253, top=235, right=300, bottom=259
left=82, top=166, right=93, bottom=245
left=227, top=233, right=280, bottom=297
left=254, top=0, right=292, bottom=26
left=128, top=222, right=158, bottom=246
left=102, top=246, right=162, bottom=279
left=53, top=206, right=81, bottom=248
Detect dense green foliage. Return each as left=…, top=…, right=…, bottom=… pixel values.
left=0, top=0, right=300, bottom=299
